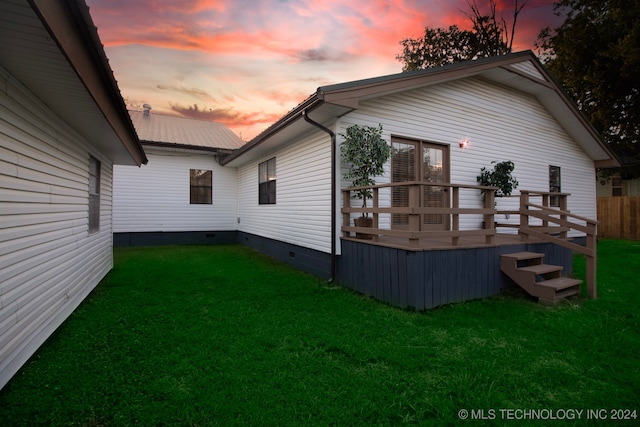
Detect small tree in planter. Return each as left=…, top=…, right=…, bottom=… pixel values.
left=340, top=124, right=391, bottom=236
left=476, top=160, right=519, bottom=204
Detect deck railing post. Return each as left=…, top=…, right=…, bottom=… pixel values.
left=520, top=191, right=529, bottom=241
left=586, top=222, right=598, bottom=299
left=559, top=194, right=568, bottom=240
left=484, top=189, right=495, bottom=244
left=342, top=190, right=351, bottom=238
left=542, top=194, right=549, bottom=228
left=452, top=186, right=459, bottom=246
left=408, top=183, right=420, bottom=247
left=372, top=187, right=379, bottom=242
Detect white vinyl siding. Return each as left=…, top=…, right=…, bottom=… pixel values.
left=237, top=130, right=332, bottom=253
left=0, top=66, right=114, bottom=389
left=508, top=60, right=545, bottom=80
left=113, top=147, right=238, bottom=232
left=338, top=76, right=596, bottom=237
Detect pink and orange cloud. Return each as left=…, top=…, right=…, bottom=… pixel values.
left=87, top=0, right=561, bottom=140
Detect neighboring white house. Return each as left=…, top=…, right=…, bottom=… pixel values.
left=113, top=107, right=243, bottom=246
left=0, top=0, right=146, bottom=389
left=596, top=173, right=640, bottom=197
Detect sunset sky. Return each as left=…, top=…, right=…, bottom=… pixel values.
left=85, top=0, right=563, bottom=141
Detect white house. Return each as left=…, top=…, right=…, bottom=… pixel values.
left=216, top=51, right=618, bottom=308
left=0, top=0, right=146, bottom=389
left=113, top=52, right=618, bottom=303
left=220, top=51, right=618, bottom=280
left=1, top=1, right=619, bottom=393
left=113, top=107, right=243, bottom=246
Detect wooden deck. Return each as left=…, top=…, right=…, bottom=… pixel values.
left=337, top=237, right=575, bottom=311
left=341, top=184, right=598, bottom=300
left=342, top=231, right=540, bottom=251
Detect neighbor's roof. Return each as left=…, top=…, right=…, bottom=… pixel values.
left=129, top=110, right=244, bottom=151
left=0, top=0, right=146, bottom=166
left=221, top=50, right=619, bottom=169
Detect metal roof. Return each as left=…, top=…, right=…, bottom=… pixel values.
left=129, top=110, right=244, bottom=151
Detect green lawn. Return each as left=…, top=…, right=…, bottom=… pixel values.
left=0, top=240, right=639, bottom=426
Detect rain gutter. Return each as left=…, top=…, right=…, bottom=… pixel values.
left=302, top=108, right=337, bottom=282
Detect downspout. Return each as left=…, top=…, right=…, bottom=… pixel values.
left=302, top=109, right=337, bottom=282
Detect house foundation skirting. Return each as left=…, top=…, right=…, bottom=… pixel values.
left=236, top=232, right=333, bottom=280
left=113, top=231, right=333, bottom=280
left=113, top=231, right=238, bottom=247
left=337, top=240, right=573, bottom=310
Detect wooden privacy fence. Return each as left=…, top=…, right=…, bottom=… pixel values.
left=597, top=196, right=640, bottom=240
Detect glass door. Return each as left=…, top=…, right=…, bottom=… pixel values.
left=422, top=144, right=447, bottom=229
left=391, top=138, right=449, bottom=230
left=391, top=140, right=415, bottom=228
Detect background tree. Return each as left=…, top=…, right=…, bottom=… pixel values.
left=397, top=0, right=525, bottom=70
left=537, top=0, right=640, bottom=178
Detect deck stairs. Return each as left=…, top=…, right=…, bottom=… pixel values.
left=500, top=252, right=581, bottom=304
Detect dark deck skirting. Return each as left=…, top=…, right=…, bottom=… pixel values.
left=337, top=239, right=573, bottom=310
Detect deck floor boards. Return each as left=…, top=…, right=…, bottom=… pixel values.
left=344, top=232, right=543, bottom=251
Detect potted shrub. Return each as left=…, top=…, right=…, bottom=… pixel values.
left=476, top=160, right=519, bottom=204
left=340, top=124, right=391, bottom=238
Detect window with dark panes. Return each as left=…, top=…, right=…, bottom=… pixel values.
left=190, top=169, right=212, bottom=204
left=611, top=176, right=623, bottom=196
left=549, top=165, right=561, bottom=207
left=88, top=156, right=100, bottom=233
left=259, top=158, right=276, bottom=204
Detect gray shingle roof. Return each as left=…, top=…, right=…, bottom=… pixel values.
left=129, top=110, right=244, bottom=150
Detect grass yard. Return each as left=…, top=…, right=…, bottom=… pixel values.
left=0, top=240, right=639, bottom=426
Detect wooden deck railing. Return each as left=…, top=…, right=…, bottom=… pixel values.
left=518, top=191, right=598, bottom=299
left=341, top=185, right=599, bottom=300
left=341, top=181, right=497, bottom=248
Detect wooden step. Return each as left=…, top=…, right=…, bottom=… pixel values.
left=518, top=264, right=563, bottom=275
left=537, top=277, right=582, bottom=301
left=500, top=251, right=582, bottom=304
left=501, top=252, right=544, bottom=261
left=537, top=277, right=582, bottom=291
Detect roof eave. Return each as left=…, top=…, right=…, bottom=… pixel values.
left=220, top=94, right=323, bottom=166
left=595, top=158, right=621, bottom=168
left=142, top=141, right=221, bottom=153
left=318, top=51, right=535, bottom=106
left=29, top=0, right=147, bottom=166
